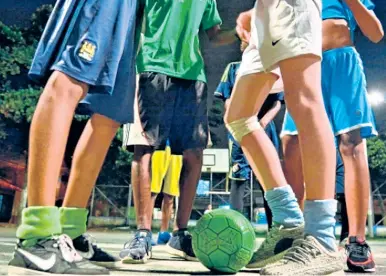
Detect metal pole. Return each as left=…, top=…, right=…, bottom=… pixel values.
left=364, top=139, right=375, bottom=238
left=175, top=195, right=179, bottom=224
left=209, top=170, right=213, bottom=206
left=368, top=189, right=375, bottom=238
left=127, top=185, right=133, bottom=227
left=89, top=187, right=95, bottom=227
left=250, top=171, right=253, bottom=222
left=125, top=186, right=131, bottom=226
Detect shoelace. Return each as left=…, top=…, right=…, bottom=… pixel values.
left=53, top=234, right=83, bottom=263
left=349, top=243, right=369, bottom=257
left=282, top=239, right=320, bottom=265
left=123, top=236, right=149, bottom=254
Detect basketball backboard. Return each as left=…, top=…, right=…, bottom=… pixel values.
left=202, top=148, right=229, bottom=173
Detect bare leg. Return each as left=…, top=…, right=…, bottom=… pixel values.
left=151, top=193, right=158, bottom=214
left=132, top=145, right=154, bottom=230
left=63, top=114, right=120, bottom=208
left=28, top=71, right=87, bottom=206
left=174, top=148, right=203, bottom=230
left=161, top=194, right=174, bottom=232
left=224, top=72, right=287, bottom=191
left=281, top=135, right=305, bottom=209
left=339, top=131, right=369, bottom=240
left=280, top=55, right=336, bottom=200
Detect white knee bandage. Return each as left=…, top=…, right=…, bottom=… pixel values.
left=226, top=117, right=262, bottom=143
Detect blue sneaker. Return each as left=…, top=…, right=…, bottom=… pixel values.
left=151, top=239, right=157, bottom=246
left=157, top=232, right=171, bottom=245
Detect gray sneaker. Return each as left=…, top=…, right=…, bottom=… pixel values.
left=119, top=230, right=152, bottom=264
left=260, top=236, right=345, bottom=275
left=166, top=229, right=197, bottom=261
left=8, top=234, right=109, bottom=275
left=246, top=224, right=304, bottom=269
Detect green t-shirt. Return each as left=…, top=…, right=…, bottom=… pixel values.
left=136, top=0, right=222, bottom=83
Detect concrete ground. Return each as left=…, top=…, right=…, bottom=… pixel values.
left=0, top=227, right=385, bottom=275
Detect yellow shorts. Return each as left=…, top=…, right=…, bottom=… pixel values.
left=151, top=146, right=182, bottom=197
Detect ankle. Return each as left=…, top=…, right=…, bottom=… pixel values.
left=349, top=236, right=366, bottom=244
left=173, top=228, right=188, bottom=235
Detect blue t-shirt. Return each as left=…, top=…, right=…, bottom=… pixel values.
left=322, top=0, right=375, bottom=41
left=215, top=62, right=284, bottom=180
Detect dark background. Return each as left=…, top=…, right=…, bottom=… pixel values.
left=1, top=0, right=385, bottom=87
left=1, top=0, right=385, bottom=145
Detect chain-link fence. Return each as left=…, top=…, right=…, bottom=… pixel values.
left=88, top=185, right=133, bottom=228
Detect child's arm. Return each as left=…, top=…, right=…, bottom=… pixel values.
left=344, top=0, right=384, bottom=43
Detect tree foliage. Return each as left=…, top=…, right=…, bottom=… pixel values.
left=367, top=136, right=386, bottom=186
left=1, top=5, right=386, bottom=191
left=0, top=5, right=132, bottom=186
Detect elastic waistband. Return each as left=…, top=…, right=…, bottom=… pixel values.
left=323, top=46, right=358, bottom=59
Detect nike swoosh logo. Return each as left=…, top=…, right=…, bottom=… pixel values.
left=272, top=39, right=281, bottom=46
left=18, top=249, right=56, bottom=271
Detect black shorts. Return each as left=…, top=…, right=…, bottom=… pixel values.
left=137, top=72, right=208, bottom=154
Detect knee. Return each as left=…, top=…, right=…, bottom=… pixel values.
left=42, top=71, right=88, bottom=106
left=339, top=139, right=364, bottom=158
left=163, top=194, right=174, bottom=204
left=225, top=115, right=261, bottom=143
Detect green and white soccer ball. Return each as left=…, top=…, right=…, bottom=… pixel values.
left=192, top=209, right=256, bottom=274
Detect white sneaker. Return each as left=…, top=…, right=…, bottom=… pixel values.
left=246, top=224, right=304, bottom=269
left=260, top=235, right=345, bottom=275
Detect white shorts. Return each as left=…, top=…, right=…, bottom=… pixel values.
left=238, top=43, right=284, bottom=94
left=122, top=118, right=150, bottom=151
left=251, top=0, right=322, bottom=71
left=122, top=76, right=151, bottom=150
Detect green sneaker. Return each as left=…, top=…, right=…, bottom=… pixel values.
left=246, top=224, right=304, bottom=269
left=260, top=236, right=345, bottom=275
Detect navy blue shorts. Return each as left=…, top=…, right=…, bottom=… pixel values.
left=29, top=0, right=141, bottom=124
left=136, top=72, right=209, bottom=154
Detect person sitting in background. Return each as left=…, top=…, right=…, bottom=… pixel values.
left=204, top=204, right=213, bottom=214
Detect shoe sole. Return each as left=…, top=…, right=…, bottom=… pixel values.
left=121, top=251, right=152, bottom=264
left=8, top=266, right=109, bottom=276
left=92, top=261, right=122, bottom=269
left=347, top=264, right=376, bottom=273
left=246, top=250, right=288, bottom=269
left=347, top=259, right=376, bottom=273
left=165, top=244, right=198, bottom=261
